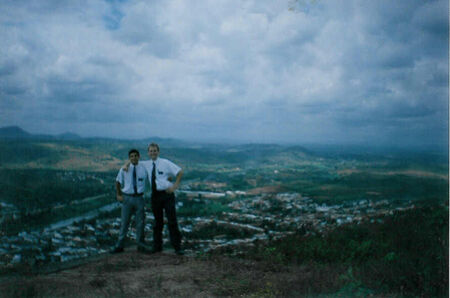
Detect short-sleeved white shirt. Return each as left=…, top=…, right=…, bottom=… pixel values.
left=141, top=158, right=181, bottom=191
left=116, top=163, right=147, bottom=194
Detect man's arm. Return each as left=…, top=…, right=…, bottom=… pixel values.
left=116, top=181, right=124, bottom=202
left=166, top=169, right=183, bottom=194
left=122, top=160, right=131, bottom=172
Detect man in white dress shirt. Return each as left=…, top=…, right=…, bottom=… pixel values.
left=111, top=149, right=150, bottom=253
left=144, top=143, right=184, bottom=255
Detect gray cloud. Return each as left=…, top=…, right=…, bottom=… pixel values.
left=0, top=0, right=447, bottom=147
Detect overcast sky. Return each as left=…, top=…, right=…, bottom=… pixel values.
left=0, top=0, right=448, bottom=147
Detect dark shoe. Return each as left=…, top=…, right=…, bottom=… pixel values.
left=151, top=247, right=162, bottom=254
left=137, top=245, right=152, bottom=254
left=175, top=249, right=185, bottom=256
left=110, top=246, right=124, bottom=254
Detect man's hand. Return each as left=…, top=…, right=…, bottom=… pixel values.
left=122, top=161, right=131, bottom=172
left=166, top=170, right=183, bottom=194
left=165, top=186, right=175, bottom=194
left=116, top=194, right=124, bottom=202
left=165, top=177, right=174, bottom=193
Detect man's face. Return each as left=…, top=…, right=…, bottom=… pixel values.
left=129, top=152, right=140, bottom=165
left=148, top=146, right=159, bottom=160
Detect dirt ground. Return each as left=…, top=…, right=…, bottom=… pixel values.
left=0, top=249, right=322, bottom=297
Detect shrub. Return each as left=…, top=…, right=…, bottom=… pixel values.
left=245, top=205, right=449, bottom=297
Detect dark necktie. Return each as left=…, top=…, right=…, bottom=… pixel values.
left=133, top=166, right=137, bottom=194
left=151, top=162, right=156, bottom=193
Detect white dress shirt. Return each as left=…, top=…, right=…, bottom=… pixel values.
left=141, top=158, right=181, bottom=191
left=116, top=163, right=147, bottom=195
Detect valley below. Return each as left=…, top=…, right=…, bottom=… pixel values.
left=0, top=137, right=447, bottom=296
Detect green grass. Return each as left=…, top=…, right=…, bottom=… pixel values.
left=286, top=172, right=448, bottom=205
left=177, top=197, right=231, bottom=217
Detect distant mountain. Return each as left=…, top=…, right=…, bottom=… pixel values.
left=56, top=132, right=82, bottom=140
left=0, top=126, right=32, bottom=138
left=141, top=136, right=192, bottom=147
left=0, top=126, right=191, bottom=147
left=283, top=145, right=313, bottom=155
left=0, top=126, right=81, bottom=141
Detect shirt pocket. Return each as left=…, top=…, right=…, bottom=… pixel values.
left=137, top=176, right=145, bottom=186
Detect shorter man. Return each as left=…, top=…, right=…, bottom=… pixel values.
left=111, top=149, right=150, bottom=254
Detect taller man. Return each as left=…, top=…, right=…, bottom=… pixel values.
left=145, top=143, right=184, bottom=255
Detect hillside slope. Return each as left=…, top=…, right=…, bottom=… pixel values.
left=0, top=251, right=319, bottom=297
left=0, top=204, right=447, bottom=297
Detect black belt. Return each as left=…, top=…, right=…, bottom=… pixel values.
left=123, top=193, right=144, bottom=197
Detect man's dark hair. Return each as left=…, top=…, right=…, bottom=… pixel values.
left=128, top=148, right=140, bottom=157
left=148, top=143, right=160, bottom=152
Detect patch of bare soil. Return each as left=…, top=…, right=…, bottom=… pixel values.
left=337, top=168, right=448, bottom=180
left=384, top=170, right=448, bottom=180
left=246, top=185, right=284, bottom=195
left=0, top=250, right=350, bottom=297
left=337, top=169, right=360, bottom=176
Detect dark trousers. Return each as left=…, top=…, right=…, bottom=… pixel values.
left=151, top=191, right=181, bottom=250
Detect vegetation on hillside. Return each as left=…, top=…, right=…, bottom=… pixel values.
left=234, top=204, right=449, bottom=297
left=0, top=169, right=114, bottom=209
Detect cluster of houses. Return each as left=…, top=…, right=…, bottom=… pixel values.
left=0, top=191, right=416, bottom=269
left=182, top=193, right=415, bottom=253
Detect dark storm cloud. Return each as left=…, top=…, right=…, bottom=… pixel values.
left=113, top=2, right=179, bottom=58
left=0, top=0, right=447, bottom=146
left=0, top=62, right=17, bottom=77
left=1, top=85, right=27, bottom=96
